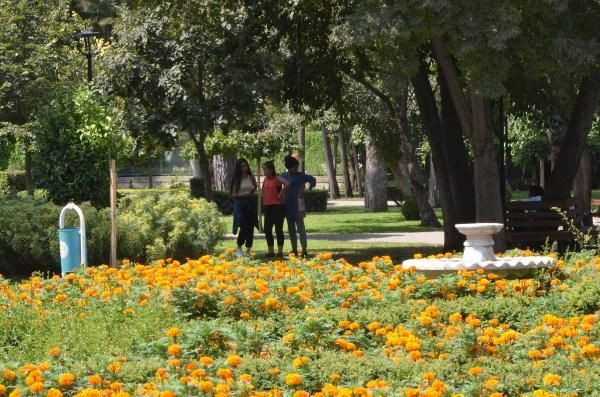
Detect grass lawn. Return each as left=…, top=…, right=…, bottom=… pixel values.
left=222, top=205, right=443, bottom=235
left=216, top=238, right=442, bottom=264
left=219, top=205, right=443, bottom=262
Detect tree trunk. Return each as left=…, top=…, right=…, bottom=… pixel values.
left=412, top=62, right=461, bottom=250
left=545, top=72, right=600, bottom=200
left=395, top=95, right=440, bottom=227
left=439, top=67, right=476, bottom=223
left=428, top=155, right=439, bottom=207
left=212, top=154, right=236, bottom=191
left=574, top=145, right=592, bottom=220
left=25, top=148, right=33, bottom=195
left=388, top=159, right=415, bottom=199
left=471, top=91, right=505, bottom=248
left=189, top=129, right=213, bottom=201
left=338, top=129, right=353, bottom=198
left=350, top=140, right=363, bottom=195
left=147, top=160, right=153, bottom=189
left=321, top=126, right=340, bottom=199
left=298, top=123, right=306, bottom=173
left=364, top=135, right=387, bottom=212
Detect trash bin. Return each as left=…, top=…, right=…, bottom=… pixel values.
left=59, top=227, right=82, bottom=274
left=59, top=203, right=87, bottom=276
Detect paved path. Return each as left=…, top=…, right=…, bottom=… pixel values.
left=225, top=231, right=443, bottom=245
left=329, top=199, right=398, bottom=207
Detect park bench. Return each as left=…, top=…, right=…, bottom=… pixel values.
left=504, top=198, right=581, bottom=249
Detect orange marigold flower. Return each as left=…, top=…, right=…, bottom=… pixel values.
left=198, top=381, right=212, bottom=393
left=108, top=362, right=121, bottom=374
left=422, top=372, right=436, bottom=382
left=159, top=391, right=175, bottom=397
left=2, top=370, right=15, bottom=382
left=285, top=373, right=302, bottom=386
left=167, top=344, right=181, bottom=357
left=216, top=368, right=232, bottom=380
left=87, top=375, right=102, bottom=386
left=468, top=367, right=483, bottom=376
left=46, top=388, right=62, bottom=397
left=48, top=348, right=60, bottom=357
left=199, top=356, right=213, bottom=366
left=58, top=373, right=75, bottom=388
left=239, top=374, right=252, bottom=383
left=226, top=355, right=242, bottom=368
left=0, top=385, right=6, bottom=395
left=165, top=327, right=181, bottom=338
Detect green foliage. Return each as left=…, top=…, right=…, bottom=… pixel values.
left=205, top=129, right=297, bottom=161
left=33, top=85, right=129, bottom=207
left=118, top=191, right=224, bottom=261
left=0, top=173, right=9, bottom=198
left=0, top=170, right=25, bottom=193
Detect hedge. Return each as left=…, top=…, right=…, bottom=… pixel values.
left=0, top=193, right=224, bottom=277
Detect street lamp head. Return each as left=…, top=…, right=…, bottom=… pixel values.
left=74, top=31, right=100, bottom=82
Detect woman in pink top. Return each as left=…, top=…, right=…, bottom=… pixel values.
left=262, top=161, right=290, bottom=258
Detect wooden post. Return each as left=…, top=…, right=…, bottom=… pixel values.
left=256, top=158, right=263, bottom=232
left=539, top=159, right=545, bottom=188
left=110, top=159, right=117, bottom=267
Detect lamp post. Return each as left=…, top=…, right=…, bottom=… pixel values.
left=74, top=31, right=99, bottom=83
left=74, top=30, right=117, bottom=268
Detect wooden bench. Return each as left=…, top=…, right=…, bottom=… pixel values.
left=504, top=199, right=581, bottom=249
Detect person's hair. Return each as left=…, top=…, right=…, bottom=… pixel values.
left=284, top=155, right=299, bottom=170
left=230, top=158, right=252, bottom=194
left=262, top=160, right=276, bottom=174
left=528, top=185, right=544, bottom=198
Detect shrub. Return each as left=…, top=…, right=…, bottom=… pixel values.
left=0, top=173, right=9, bottom=197
left=0, top=197, right=112, bottom=276
left=401, top=196, right=420, bottom=220
left=212, top=190, right=234, bottom=215
left=189, top=177, right=206, bottom=199
left=118, top=191, right=225, bottom=261
left=304, top=189, right=328, bottom=212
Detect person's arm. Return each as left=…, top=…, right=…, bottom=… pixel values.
left=303, top=173, right=317, bottom=190
left=276, top=175, right=291, bottom=192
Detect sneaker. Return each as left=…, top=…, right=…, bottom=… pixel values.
left=301, top=250, right=308, bottom=258
left=235, top=248, right=243, bottom=258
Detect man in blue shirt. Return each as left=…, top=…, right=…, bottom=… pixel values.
left=281, top=156, right=317, bottom=257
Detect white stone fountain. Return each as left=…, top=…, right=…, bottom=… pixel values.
left=402, top=223, right=555, bottom=275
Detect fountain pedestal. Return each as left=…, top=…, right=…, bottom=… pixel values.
left=455, top=223, right=503, bottom=262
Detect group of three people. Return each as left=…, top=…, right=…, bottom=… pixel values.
left=230, top=155, right=316, bottom=258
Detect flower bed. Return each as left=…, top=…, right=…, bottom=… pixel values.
left=0, top=251, right=599, bottom=396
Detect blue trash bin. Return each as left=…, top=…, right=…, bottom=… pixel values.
left=59, top=227, right=82, bottom=274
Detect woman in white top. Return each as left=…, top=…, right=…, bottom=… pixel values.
left=230, top=158, right=258, bottom=257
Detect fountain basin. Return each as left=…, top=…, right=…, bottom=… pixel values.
left=402, top=222, right=556, bottom=277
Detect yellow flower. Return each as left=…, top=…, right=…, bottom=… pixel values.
left=159, top=391, right=175, bottom=397
left=468, top=367, right=483, bottom=376
left=285, top=373, right=302, bottom=386
left=543, top=373, right=561, bottom=386
left=293, top=357, right=309, bottom=367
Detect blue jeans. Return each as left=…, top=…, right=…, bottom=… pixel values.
left=286, top=216, right=307, bottom=252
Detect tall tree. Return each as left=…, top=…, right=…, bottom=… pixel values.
left=103, top=1, right=276, bottom=199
